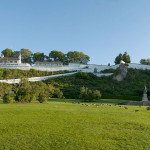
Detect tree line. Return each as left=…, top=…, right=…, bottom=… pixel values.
left=2, top=78, right=101, bottom=104
left=140, top=59, right=150, bottom=65
left=1, top=48, right=90, bottom=65
left=114, top=51, right=150, bottom=66
left=2, top=79, right=64, bottom=103
left=2, top=49, right=150, bottom=66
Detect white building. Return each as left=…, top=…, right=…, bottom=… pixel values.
left=0, top=54, right=31, bottom=70
left=34, top=61, right=63, bottom=67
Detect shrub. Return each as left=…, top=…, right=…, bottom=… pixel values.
left=79, top=86, right=101, bottom=102
left=3, top=92, right=15, bottom=103
left=37, top=92, right=48, bottom=103
left=92, top=90, right=101, bottom=100
left=53, top=88, right=64, bottom=98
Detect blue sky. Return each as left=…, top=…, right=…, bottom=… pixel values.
left=0, top=0, right=150, bottom=65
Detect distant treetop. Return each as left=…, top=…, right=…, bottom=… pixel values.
left=114, top=52, right=131, bottom=64
left=0, top=48, right=90, bottom=64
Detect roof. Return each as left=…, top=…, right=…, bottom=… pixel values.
left=35, top=61, right=63, bottom=64
left=0, top=57, right=19, bottom=61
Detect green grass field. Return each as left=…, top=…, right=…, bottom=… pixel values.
left=0, top=101, right=150, bottom=150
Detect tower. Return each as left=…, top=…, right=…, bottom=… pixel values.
left=1, top=53, right=4, bottom=58
left=18, top=53, right=21, bottom=64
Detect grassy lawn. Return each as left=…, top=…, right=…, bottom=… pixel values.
left=0, top=101, right=150, bottom=150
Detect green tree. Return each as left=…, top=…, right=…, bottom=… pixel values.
left=92, top=90, right=101, bottom=100
left=13, top=51, right=20, bottom=58
left=53, top=88, right=63, bottom=98
left=16, top=79, right=32, bottom=102
left=49, top=50, right=65, bottom=62
left=20, top=49, right=32, bottom=63
left=80, top=86, right=86, bottom=96
left=38, top=92, right=48, bottom=103
left=122, top=52, right=131, bottom=64
left=33, top=52, right=45, bottom=62
left=0, top=83, right=12, bottom=97
left=82, top=55, right=90, bottom=64
left=79, top=86, right=101, bottom=102
left=2, top=48, right=13, bottom=57
left=67, top=51, right=90, bottom=64
left=114, top=52, right=131, bottom=64
left=140, top=59, right=150, bottom=65
left=3, top=92, right=15, bottom=103
left=32, top=82, right=53, bottom=103
left=114, top=53, right=122, bottom=64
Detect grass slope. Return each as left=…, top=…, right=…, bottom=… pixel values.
left=0, top=102, right=150, bottom=149
left=45, top=69, right=150, bottom=100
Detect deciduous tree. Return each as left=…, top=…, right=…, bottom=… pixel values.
left=33, top=52, right=45, bottom=62
left=49, top=50, right=65, bottom=62
left=20, top=48, right=32, bottom=63
left=2, top=48, right=13, bottom=57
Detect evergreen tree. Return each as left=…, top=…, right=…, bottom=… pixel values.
left=114, top=53, right=123, bottom=64
left=114, top=52, right=131, bottom=64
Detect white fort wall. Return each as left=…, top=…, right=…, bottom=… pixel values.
left=84, top=63, right=150, bottom=73
left=0, top=63, right=150, bottom=84
left=0, top=63, right=150, bottom=72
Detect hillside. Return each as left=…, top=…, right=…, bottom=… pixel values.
left=45, top=68, right=150, bottom=101
left=0, top=68, right=72, bottom=80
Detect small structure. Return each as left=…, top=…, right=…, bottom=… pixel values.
left=0, top=53, right=22, bottom=64
left=69, top=63, right=81, bottom=67
left=123, top=86, right=150, bottom=106
left=0, top=57, right=21, bottom=64
left=142, top=86, right=149, bottom=102
left=0, top=53, right=30, bottom=70
left=34, top=61, right=63, bottom=67
left=141, top=86, right=150, bottom=105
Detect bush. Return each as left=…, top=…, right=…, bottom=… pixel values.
left=53, top=88, right=64, bottom=98
left=37, top=92, right=48, bottom=103
left=92, top=90, right=101, bottom=100
left=3, top=92, right=15, bottom=103
left=79, top=86, right=101, bottom=102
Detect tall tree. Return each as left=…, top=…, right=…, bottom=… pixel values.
left=20, top=49, right=32, bottom=63
left=122, top=52, right=131, bottom=64
left=33, top=52, right=45, bottom=62
left=13, top=51, right=20, bottom=58
left=67, top=51, right=90, bottom=64
left=114, top=53, right=122, bottom=64
left=16, top=79, right=32, bottom=102
left=49, top=50, right=65, bottom=62
left=114, top=52, right=131, bottom=64
left=2, top=48, right=13, bottom=57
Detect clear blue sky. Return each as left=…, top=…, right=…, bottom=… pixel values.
left=0, top=0, right=150, bottom=65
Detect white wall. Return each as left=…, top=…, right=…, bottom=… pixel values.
left=0, top=63, right=150, bottom=73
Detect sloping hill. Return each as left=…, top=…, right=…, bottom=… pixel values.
left=45, top=68, right=150, bottom=101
